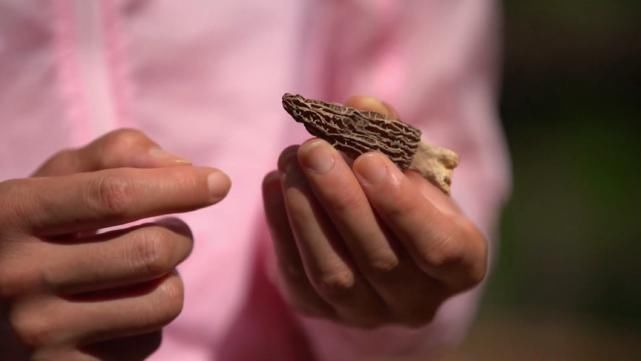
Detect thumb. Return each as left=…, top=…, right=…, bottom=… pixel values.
left=345, top=95, right=400, bottom=120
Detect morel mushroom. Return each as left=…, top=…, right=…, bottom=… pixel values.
left=282, top=93, right=459, bottom=195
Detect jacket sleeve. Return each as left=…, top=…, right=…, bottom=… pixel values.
left=287, top=0, right=511, bottom=359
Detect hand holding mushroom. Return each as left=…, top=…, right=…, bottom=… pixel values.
left=261, top=95, right=488, bottom=328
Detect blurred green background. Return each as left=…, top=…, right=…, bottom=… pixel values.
left=452, top=1, right=641, bottom=359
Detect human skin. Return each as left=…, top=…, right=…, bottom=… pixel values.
left=262, top=97, right=488, bottom=328
left=0, top=95, right=488, bottom=359
left=0, top=129, right=231, bottom=360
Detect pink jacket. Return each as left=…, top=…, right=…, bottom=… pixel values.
left=0, top=0, right=510, bottom=360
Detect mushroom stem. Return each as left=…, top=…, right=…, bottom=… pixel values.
left=409, top=141, right=459, bottom=195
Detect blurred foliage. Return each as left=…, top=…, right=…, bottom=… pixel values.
left=479, top=0, right=641, bottom=335
left=504, top=0, right=641, bottom=30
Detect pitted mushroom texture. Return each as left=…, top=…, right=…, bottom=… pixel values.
left=282, top=93, right=421, bottom=169
left=282, top=93, right=459, bottom=194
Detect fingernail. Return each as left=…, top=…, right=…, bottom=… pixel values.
left=149, top=147, right=191, bottom=164
left=299, top=140, right=335, bottom=174
left=208, top=171, right=231, bottom=202
left=354, top=153, right=388, bottom=186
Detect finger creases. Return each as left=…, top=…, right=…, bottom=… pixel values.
left=9, top=166, right=230, bottom=236
left=38, top=220, right=194, bottom=295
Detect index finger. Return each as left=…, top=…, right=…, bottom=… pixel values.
left=1, top=166, right=231, bottom=236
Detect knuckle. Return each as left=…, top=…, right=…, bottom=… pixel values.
left=87, top=174, right=133, bottom=217
left=129, top=228, right=175, bottom=277
left=365, top=249, right=399, bottom=275
left=417, top=228, right=465, bottom=271
left=10, top=307, right=55, bottom=348
left=104, top=128, right=148, bottom=153
left=311, top=269, right=355, bottom=301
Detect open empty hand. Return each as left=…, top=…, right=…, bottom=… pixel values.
left=0, top=129, right=231, bottom=360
